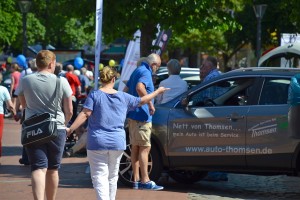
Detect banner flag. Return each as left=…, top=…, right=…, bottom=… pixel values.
left=118, top=30, right=141, bottom=91
left=94, top=0, right=103, bottom=90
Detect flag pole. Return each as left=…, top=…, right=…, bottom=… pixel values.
left=94, top=0, right=103, bottom=90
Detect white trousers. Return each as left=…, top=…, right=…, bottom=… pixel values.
left=87, top=150, right=123, bottom=200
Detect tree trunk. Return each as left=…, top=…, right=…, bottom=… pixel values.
left=140, top=25, right=156, bottom=57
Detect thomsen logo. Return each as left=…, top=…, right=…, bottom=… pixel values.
left=27, top=128, right=43, bottom=138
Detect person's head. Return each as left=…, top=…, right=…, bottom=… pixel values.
left=16, top=54, right=28, bottom=69
left=80, top=67, right=87, bottom=75
left=10, top=63, right=20, bottom=72
left=36, top=50, right=56, bottom=73
left=54, top=62, right=63, bottom=76
left=137, top=57, right=148, bottom=67
left=147, top=53, right=161, bottom=73
left=74, top=69, right=80, bottom=76
left=100, top=66, right=118, bottom=84
left=66, top=64, right=74, bottom=72
left=167, top=59, right=181, bottom=75
left=29, top=59, right=38, bottom=72
left=200, top=56, right=218, bottom=80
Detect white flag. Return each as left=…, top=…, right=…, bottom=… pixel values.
left=118, top=30, right=141, bottom=91
left=94, top=0, right=103, bottom=90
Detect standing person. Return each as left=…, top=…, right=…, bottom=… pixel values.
left=0, top=73, right=16, bottom=163
left=9, top=63, right=20, bottom=110
left=200, top=56, right=228, bottom=182
left=79, top=67, right=91, bottom=95
left=16, top=58, right=37, bottom=165
left=156, top=59, right=188, bottom=104
left=65, top=64, right=81, bottom=123
left=123, top=53, right=164, bottom=190
left=15, top=50, right=73, bottom=200
left=66, top=66, right=169, bottom=200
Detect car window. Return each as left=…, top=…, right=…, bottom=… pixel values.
left=188, top=77, right=255, bottom=107
left=259, top=78, right=290, bottom=105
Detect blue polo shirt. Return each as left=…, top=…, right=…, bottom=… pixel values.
left=126, top=62, right=154, bottom=122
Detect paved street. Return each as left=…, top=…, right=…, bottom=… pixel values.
left=1, top=118, right=300, bottom=200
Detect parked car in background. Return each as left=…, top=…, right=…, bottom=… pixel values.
left=119, top=67, right=300, bottom=186
left=258, top=43, right=300, bottom=67
left=154, top=67, right=200, bottom=89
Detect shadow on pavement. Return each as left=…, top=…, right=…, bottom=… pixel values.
left=2, top=146, right=23, bottom=156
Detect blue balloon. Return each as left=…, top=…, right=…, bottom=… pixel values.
left=17, top=54, right=28, bottom=69
left=74, top=57, right=84, bottom=69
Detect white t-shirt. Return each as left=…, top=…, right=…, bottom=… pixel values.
left=0, top=86, right=11, bottom=114
left=156, top=75, right=188, bottom=104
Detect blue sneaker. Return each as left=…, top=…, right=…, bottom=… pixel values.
left=140, top=181, right=164, bottom=190
left=133, top=181, right=141, bottom=189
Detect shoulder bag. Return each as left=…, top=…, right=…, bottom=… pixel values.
left=21, top=77, right=61, bottom=146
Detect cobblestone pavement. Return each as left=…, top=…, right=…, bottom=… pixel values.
left=1, top=119, right=300, bottom=200
left=184, top=173, right=300, bottom=200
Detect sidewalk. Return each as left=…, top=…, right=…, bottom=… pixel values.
left=0, top=119, right=187, bottom=200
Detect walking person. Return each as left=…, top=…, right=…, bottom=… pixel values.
left=15, top=50, right=73, bottom=200
left=66, top=66, right=169, bottom=200
left=0, top=73, right=16, bottom=163
left=123, top=53, right=164, bottom=190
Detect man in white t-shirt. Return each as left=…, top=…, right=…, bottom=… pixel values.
left=156, top=59, right=188, bottom=104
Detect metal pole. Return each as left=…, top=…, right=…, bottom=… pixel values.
left=22, top=12, right=27, bottom=56
left=256, top=17, right=262, bottom=59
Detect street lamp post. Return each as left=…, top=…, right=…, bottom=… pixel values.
left=253, top=4, right=267, bottom=61
left=18, top=0, right=32, bottom=56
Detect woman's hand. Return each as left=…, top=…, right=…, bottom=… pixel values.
left=156, top=87, right=170, bottom=94
left=66, top=127, right=72, bottom=136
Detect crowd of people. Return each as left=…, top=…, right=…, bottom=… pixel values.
left=0, top=51, right=230, bottom=200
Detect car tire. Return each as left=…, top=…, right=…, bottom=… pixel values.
left=118, top=142, right=163, bottom=187
left=168, top=170, right=207, bottom=184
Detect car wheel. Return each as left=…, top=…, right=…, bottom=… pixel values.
left=118, top=143, right=163, bottom=187
left=168, top=170, right=207, bottom=184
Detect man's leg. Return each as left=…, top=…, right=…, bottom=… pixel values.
left=31, top=168, right=47, bottom=200
left=45, top=169, right=59, bottom=200
left=131, top=145, right=140, bottom=182
left=139, top=146, right=151, bottom=183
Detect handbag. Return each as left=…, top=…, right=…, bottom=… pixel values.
left=21, top=78, right=60, bottom=146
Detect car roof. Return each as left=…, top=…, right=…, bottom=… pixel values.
left=228, top=67, right=300, bottom=76
left=258, top=43, right=300, bottom=67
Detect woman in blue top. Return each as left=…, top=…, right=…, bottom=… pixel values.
left=66, top=66, right=169, bottom=200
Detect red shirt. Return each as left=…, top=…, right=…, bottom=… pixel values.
left=65, top=72, right=81, bottom=96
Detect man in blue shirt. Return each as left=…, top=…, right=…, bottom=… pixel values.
left=124, top=53, right=164, bottom=190
left=200, top=56, right=228, bottom=182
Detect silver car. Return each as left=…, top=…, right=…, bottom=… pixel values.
left=119, top=67, right=300, bottom=186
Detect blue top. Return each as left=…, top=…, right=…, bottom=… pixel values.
left=203, top=69, right=221, bottom=82
left=78, top=74, right=90, bottom=93
left=83, top=90, right=141, bottom=150
left=126, top=62, right=154, bottom=122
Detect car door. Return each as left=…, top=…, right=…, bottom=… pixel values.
left=246, top=77, right=295, bottom=169
left=167, top=77, right=256, bottom=169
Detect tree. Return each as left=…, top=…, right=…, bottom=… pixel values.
left=99, top=0, right=246, bottom=56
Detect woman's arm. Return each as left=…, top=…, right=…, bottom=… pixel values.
left=139, top=87, right=169, bottom=106
left=66, top=108, right=92, bottom=136
left=5, top=99, right=16, bottom=116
